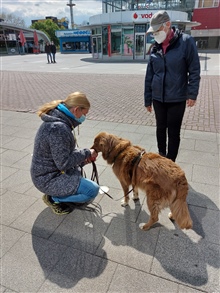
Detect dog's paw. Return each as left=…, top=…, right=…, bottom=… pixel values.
left=132, top=194, right=139, bottom=201
left=121, top=199, right=129, bottom=207
left=168, top=212, right=174, bottom=221
left=139, top=223, right=148, bottom=230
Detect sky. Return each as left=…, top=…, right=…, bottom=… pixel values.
left=1, top=0, right=103, bottom=27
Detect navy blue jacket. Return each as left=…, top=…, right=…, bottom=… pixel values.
left=144, top=31, right=200, bottom=107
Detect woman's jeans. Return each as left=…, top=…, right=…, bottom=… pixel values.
left=52, top=177, right=99, bottom=203
left=153, top=100, right=186, bottom=162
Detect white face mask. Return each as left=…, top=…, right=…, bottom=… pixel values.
left=153, top=30, right=167, bottom=44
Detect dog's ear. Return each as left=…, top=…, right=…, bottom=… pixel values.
left=101, top=134, right=119, bottom=160
left=91, top=132, right=110, bottom=152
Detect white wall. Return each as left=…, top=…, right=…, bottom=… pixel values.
left=89, top=10, right=188, bottom=26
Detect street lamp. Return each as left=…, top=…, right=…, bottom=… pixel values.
left=66, top=0, right=76, bottom=29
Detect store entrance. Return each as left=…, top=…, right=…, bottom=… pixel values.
left=134, top=33, right=145, bottom=59
left=92, top=36, right=102, bottom=59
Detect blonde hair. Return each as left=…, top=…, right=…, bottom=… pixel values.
left=37, top=92, right=90, bottom=117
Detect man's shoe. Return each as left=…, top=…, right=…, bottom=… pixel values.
left=42, top=194, right=72, bottom=215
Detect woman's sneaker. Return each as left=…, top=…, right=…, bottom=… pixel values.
left=42, top=194, right=72, bottom=215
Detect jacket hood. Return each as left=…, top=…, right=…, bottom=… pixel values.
left=41, top=108, right=80, bottom=129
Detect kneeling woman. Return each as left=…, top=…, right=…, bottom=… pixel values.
left=31, top=92, right=99, bottom=215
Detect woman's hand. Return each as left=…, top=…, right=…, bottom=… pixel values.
left=85, top=149, right=98, bottom=164
left=90, top=149, right=98, bottom=159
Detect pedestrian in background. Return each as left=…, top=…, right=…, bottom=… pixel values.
left=45, top=42, right=52, bottom=64
left=30, top=92, right=99, bottom=215
left=144, top=10, right=200, bottom=162
left=50, top=41, right=57, bottom=63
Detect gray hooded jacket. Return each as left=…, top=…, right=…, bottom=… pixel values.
left=30, top=108, right=91, bottom=197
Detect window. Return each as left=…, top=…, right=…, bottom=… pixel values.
left=102, top=26, right=108, bottom=55
left=198, top=0, right=219, bottom=7
left=135, top=24, right=146, bottom=33
left=111, top=25, right=122, bottom=55
left=122, top=27, right=134, bottom=55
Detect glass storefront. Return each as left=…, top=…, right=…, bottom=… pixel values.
left=102, top=0, right=196, bottom=15
left=0, top=24, right=50, bottom=55
left=62, top=41, right=90, bottom=51
left=90, top=1, right=200, bottom=59
left=122, top=27, right=134, bottom=56
left=91, top=23, right=155, bottom=60
left=89, top=0, right=219, bottom=59
left=0, top=28, right=20, bottom=54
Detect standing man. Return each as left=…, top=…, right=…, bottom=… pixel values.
left=45, top=42, right=52, bottom=64
left=144, top=11, right=200, bottom=162
left=50, top=41, right=57, bottom=63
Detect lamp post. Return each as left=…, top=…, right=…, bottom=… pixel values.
left=66, top=0, right=76, bottom=29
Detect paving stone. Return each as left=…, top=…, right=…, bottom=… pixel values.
left=1, top=234, right=68, bottom=293
left=48, top=209, right=110, bottom=254
left=96, top=216, right=159, bottom=273
left=108, top=264, right=178, bottom=293
left=151, top=231, right=220, bottom=293
left=1, top=190, right=37, bottom=225
left=1, top=226, right=25, bottom=258
left=39, top=246, right=117, bottom=293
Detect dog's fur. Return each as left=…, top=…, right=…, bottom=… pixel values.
left=92, top=132, right=192, bottom=231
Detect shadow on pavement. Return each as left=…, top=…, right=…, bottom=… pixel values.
left=31, top=187, right=219, bottom=291
left=80, top=57, right=148, bottom=64
left=31, top=208, right=108, bottom=289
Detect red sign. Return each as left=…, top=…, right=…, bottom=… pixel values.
left=33, top=31, right=40, bottom=54
left=133, top=12, right=153, bottom=20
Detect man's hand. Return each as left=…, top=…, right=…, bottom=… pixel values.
left=146, top=106, right=152, bottom=113
left=187, top=99, right=196, bottom=107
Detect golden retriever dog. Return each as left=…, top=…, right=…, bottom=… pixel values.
left=92, top=132, right=192, bottom=231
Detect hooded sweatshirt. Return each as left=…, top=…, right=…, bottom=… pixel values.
left=30, top=108, right=91, bottom=197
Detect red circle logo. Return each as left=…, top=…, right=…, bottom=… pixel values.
left=133, top=13, right=138, bottom=19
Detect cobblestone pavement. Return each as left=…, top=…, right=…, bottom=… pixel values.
left=1, top=71, right=219, bottom=132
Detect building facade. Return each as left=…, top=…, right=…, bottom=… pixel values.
left=0, top=22, right=50, bottom=55
left=191, top=0, right=220, bottom=50
left=89, top=0, right=201, bottom=60
left=55, top=29, right=91, bottom=53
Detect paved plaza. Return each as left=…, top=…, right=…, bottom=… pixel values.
left=0, top=52, right=219, bottom=293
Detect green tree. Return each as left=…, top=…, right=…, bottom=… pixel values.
left=30, top=19, right=60, bottom=46
left=0, top=12, right=26, bottom=27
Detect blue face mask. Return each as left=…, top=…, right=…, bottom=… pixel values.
left=57, top=103, right=86, bottom=124
left=75, top=114, right=86, bottom=124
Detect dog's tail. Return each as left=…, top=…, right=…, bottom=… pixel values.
left=170, top=181, right=193, bottom=230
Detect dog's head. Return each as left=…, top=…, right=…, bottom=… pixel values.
left=91, top=132, right=117, bottom=154
left=91, top=132, right=131, bottom=163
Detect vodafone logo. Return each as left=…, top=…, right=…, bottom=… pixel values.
left=133, top=12, right=153, bottom=20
